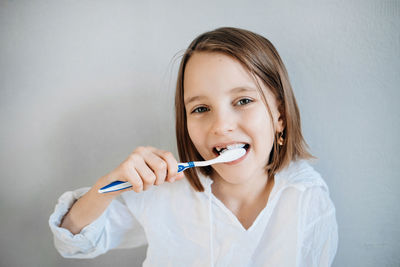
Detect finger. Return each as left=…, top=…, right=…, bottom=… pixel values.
left=126, top=168, right=144, bottom=192
left=152, top=149, right=179, bottom=183
left=169, top=171, right=185, bottom=182
left=113, top=161, right=145, bottom=193
left=117, top=156, right=146, bottom=192
left=142, top=150, right=168, bottom=186
left=175, top=171, right=185, bottom=180
left=133, top=157, right=157, bottom=190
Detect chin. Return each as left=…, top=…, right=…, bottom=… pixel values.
left=213, top=166, right=251, bottom=184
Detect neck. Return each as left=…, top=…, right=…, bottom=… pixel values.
left=211, top=170, right=274, bottom=208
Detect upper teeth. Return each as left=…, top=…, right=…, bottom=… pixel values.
left=216, top=143, right=246, bottom=153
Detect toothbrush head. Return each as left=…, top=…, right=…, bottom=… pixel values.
left=215, top=148, right=246, bottom=163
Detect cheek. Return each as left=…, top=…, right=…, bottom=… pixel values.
left=187, top=119, right=204, bottom=149
left=244, top=107, right=275, bottom=151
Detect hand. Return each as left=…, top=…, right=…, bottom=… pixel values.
left=96, top=146, right=185, bottom=196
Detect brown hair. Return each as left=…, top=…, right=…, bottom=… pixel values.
left=175, top=27, right=313, bottom=192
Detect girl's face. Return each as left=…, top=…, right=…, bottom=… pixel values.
left=184, top=52, right=283, bottom=184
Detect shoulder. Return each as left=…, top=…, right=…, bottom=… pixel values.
left=275, top=160, right=336, bottom=221
left=275, top=159, right=329, bottom=193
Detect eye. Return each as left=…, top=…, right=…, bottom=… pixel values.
left=236, top=98, right=253, bottom=106
left=191, top=106, right=209, bottom=114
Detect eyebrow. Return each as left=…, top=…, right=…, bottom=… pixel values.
left=184, top=86, right=257, bottom=105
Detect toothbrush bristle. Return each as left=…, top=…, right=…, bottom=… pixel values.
left=218, top=148, right=246, bottom=162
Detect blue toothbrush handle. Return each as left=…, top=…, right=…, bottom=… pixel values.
left=98, top=180, right=132, bottom=193
left=177, top=161, right=195, bottom=172
left=99, top=162, right=195, bottom=193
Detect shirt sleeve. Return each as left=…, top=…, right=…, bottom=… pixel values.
left=48, top=187, right=147, bottom=258
left=297, top=186, right=339, bottom=267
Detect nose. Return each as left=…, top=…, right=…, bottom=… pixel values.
left=210, top=110, right=236, bottom=136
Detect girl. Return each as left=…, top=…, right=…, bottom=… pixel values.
left=49, top=27, right=338, bottom=266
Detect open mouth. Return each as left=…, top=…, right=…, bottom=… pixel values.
left=213, top=143, right=250, bottom=156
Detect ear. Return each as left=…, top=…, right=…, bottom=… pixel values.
left=276, top=115, right=285, bottom=133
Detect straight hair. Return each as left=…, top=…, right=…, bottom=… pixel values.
left=175, top=27, right=314, bottom=192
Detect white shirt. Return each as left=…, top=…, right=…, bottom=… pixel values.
left=49, top=160, right=338, bottom=266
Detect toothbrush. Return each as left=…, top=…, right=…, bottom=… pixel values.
left=98, top=147, right=246, bottom=193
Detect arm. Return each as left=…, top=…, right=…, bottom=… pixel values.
left=59, top=177, right=115, bottom=235
left=59, top=146, right=184, bottom=235
left=49, top=187, right=147, bottom=258
left=49, top=146, right=184, bottom=258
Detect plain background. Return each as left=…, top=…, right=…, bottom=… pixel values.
left=0, top=0, right=399, bottom=266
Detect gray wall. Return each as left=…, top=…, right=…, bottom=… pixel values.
left=0, top=0, right=399, bottom=266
